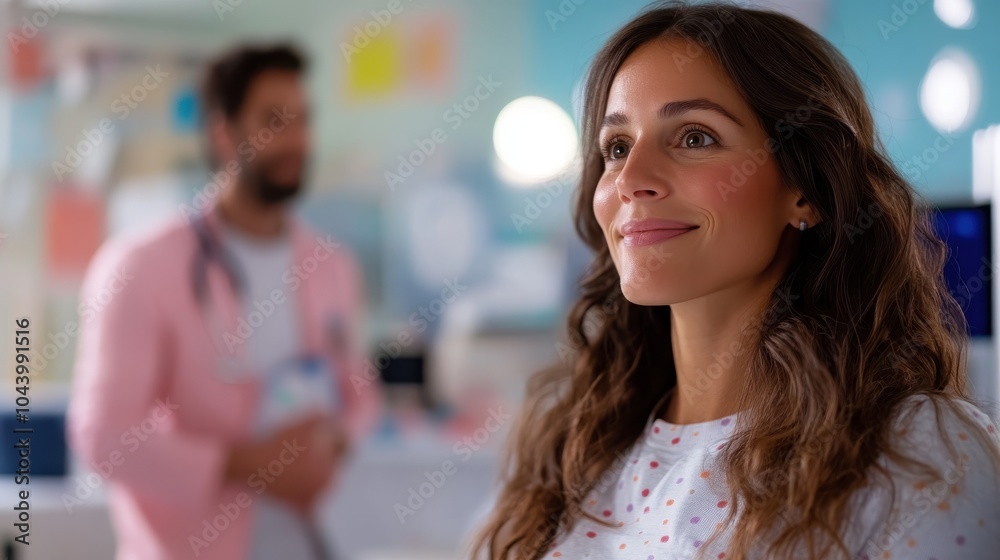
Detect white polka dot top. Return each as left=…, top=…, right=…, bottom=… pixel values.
left=546, top=395, right=1000, bottom=560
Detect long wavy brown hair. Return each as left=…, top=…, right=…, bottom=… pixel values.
left=473, top=2, right=999, bottom=559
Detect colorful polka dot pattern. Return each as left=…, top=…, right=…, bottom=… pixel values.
left=545, top=396, right=1000, bottom=559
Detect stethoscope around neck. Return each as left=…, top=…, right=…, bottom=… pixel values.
left=189, top=210, right=258, bottom=383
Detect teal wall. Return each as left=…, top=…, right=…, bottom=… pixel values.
left=826, top=0, right=998, bottom=202
left=528, top=0, right=659, bottom=119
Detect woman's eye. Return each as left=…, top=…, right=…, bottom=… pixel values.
left=682, top=131, right=717, bottom=148
left=610, top=142, right=629, bottom=159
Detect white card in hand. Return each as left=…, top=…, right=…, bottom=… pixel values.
left=254, top=356, right=340, bottom=436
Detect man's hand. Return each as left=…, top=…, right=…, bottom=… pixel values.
left=224, top=413, right=350, bottom=516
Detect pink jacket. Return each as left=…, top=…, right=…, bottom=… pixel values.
left=67, top=201, right=382, bottom=560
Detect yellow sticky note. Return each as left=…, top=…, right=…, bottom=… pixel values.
left=345, top=29, right=402, bottom=100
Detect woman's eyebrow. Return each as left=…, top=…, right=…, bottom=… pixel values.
left=601, top=98, right=745, bottom=130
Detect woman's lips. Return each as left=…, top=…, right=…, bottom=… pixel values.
left=620, top=219, right=698, bottom=247
left=622, top=227, right=696, bottom=247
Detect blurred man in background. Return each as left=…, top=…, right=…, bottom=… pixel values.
left=68, top=44, right=381, bottom=560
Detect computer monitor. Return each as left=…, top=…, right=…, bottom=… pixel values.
left=931, top=204, right=992, bottom=337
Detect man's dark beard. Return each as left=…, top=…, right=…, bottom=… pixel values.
left=242, top=158, right=304, bottom=206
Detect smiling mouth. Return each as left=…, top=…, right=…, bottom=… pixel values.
left=621, top=227, right=697, bottom=247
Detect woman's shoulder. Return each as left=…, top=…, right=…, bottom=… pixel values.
left=889, top=393, right=998, bottom=450
left=883, top=393, right=999, bottom=494
left=854, top=393, right=1000, bottom=559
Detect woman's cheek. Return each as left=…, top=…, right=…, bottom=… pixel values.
left=682, top=164, right=743, bottom=207
left=592, top=178, right=618, bottom=230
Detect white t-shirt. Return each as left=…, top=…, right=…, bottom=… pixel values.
left=546, top=395, right=1000, bottom=560
left=219, top=222, right=321, bottom=560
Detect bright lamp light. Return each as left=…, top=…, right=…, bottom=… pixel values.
left=920, top=49, right=980, bottom=133
left=934, top=0, right=976, bottom=29
left=493, top=96, right=578, bottom=186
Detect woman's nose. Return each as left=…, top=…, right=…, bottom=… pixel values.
left=614, top=142, right=671, bottom=202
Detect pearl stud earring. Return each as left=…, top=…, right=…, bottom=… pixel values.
left=799, top=220, right=808, bottom=231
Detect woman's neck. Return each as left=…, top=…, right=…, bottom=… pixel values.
left=663, top=286, right=767, bottom=425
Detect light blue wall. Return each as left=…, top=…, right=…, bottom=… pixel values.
left=825, top=0, right=999, bottom=202
left=527, top=0, right=656, bottom=117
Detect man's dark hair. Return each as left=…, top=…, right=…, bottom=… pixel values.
left=201, top=43, right=306, bottom=120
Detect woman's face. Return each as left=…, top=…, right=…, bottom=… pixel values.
left=594, top=38, right=806, bottom=306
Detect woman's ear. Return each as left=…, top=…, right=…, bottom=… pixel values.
left=792, top=196, right=822, bottom=228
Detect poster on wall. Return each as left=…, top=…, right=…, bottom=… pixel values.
left=44, top=186, right=105, bottom=281
left=6, top=22, right=48, bottom=91
left=341, top=13, right=456, bottom=102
